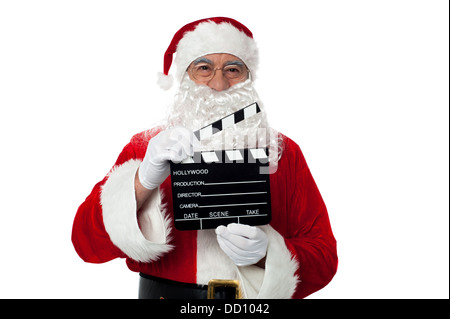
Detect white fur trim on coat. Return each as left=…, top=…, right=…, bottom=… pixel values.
left=237, top=225, right=299, bottom=299
left=174, top=21, right=259, bottom=84
left=100, top=159, right=173, bottom=262
left=196, top=225, right=299, bottom=299
left=196, top=230, right=240, bottom=284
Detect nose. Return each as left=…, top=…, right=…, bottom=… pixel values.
left=207, top=70, right=230, bottom=91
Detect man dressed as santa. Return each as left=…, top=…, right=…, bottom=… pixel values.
left=72, top=17, right=338, bottom=299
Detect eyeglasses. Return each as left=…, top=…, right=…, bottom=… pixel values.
left=189, top=62, right=249, bottom=82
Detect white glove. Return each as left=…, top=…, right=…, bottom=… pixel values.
left=138, top=127, right=194, bottom=190
left=216, top=223, right=268, bottom=267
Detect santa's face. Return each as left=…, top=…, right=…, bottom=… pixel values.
left=168, top=54, right=255, bottom=130
left=165, top=54, right=282, bottom=169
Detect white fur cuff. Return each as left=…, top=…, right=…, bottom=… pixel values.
left=100, top=159, right=173, bottom=262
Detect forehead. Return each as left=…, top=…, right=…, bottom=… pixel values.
left=192, top=53, right=244, bottom=65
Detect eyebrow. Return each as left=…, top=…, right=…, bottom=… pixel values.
left=224, top=60, right=245, bottom=67
left=192, top=57, right=245, bottom=68
left=193, top=57, right=213, bottom=65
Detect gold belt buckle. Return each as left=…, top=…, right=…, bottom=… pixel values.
left=207, top=279, right=241, bottom=299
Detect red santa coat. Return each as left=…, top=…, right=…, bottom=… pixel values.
left=72, top=130, right=338, bottom=298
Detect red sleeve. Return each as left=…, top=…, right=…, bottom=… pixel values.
left=281, top=138, right=338, bottom=298
left=71, top=142, right=137, bottom=263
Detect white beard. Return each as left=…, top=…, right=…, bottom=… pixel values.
left=165, top=76, right=283, bottom=166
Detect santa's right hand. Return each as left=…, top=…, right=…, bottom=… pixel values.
left=138, top=127, right=194, bottom=190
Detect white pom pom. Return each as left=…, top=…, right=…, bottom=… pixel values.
left=157, top=72, right=174, bottom=90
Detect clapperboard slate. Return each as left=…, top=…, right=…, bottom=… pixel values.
left=170, top=102, right=272, bottom=230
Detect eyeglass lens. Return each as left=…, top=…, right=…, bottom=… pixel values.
left=191, top=63, right=248, bottom=81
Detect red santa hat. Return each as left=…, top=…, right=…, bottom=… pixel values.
left=157, top=17, right=259, bottom=90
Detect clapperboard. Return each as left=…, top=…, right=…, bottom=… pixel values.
left=170, top=102, right=272, bottom=230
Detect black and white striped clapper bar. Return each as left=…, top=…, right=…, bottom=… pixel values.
left=170, top=102, right=272, bottom=230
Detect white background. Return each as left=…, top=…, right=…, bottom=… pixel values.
left=0, top=0, right=448, bottom=299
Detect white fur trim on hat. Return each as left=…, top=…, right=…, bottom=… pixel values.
left=174, top=21, right=259, bottom=84
left=156, top=72, right=174, bottom=90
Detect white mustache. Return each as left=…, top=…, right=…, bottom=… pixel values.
left=170, top=77, right=259, bottom=130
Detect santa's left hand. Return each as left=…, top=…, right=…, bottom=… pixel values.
left=216, top=223, right=268, bottom=267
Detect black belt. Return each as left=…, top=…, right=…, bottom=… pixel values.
left=138, top=273, right=241, bottom=299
